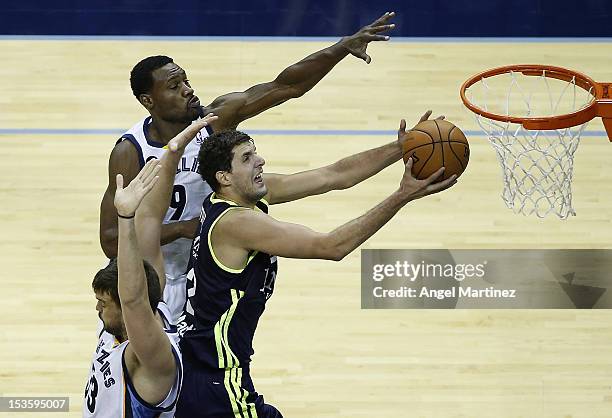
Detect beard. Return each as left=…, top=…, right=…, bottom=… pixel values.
left=101, top=317, right=125, bottom=340
left=160, top=107, right=200, bottom=125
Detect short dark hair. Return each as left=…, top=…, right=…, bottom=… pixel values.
left=92, top=258, right=161, bottom=312
left=130, top=55, right=174, bottom=98
left=198, top=130, right=253, bottom=192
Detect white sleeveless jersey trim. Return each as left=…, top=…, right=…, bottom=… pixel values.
left=118, top=115, right=213, bottom=279
left=83, top=302, right=183, bottom=418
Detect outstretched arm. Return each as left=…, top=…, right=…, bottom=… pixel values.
left=210, top=12, right=395, bottom=131
left=264, top=111, right=442, bottom=204
left=115, top=159, right=177, bottom=400
left=217, top=159, right=457, bottom=262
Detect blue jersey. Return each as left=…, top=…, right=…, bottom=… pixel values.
left=177, top=193, right=278, bottom=369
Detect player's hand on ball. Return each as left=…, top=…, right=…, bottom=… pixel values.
left=397, top=111, right=445, bottom=148
left=398, top=157, right=457, bottom=201
left=340, top=11, right=395, bottom=64
left=114, top=158, right=162, bottom=218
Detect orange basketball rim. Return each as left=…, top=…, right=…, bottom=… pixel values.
left=460, top=64, right=612, bottom=140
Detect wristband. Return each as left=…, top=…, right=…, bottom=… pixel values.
left=117, top=213, right=135, bottom=219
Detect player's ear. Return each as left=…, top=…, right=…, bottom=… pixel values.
left=139, top=94, right=154, bottom=110
left=216, top=171, right=231, bottom=187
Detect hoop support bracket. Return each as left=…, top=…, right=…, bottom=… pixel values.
left=597, top=83, right=612, bottom=141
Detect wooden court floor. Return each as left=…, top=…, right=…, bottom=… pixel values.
left=0, top=39, right=611, bottom=417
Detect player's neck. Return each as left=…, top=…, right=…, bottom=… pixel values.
left=148, top=118, right=190, bottom=145
left=216, top=190, right=256, bottom=209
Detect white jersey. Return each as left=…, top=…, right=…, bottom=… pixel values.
left=118, top=115, right=213, bottom=280
left=83, top=302, right=182, bottom=418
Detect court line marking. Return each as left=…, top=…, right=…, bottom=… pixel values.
left=0, top=128, right=607, bottom=137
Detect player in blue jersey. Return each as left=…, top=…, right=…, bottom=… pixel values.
left=98, top=11, right=397, bottom=322
left=85, top=116, right=216, bottom=417
left=175, top=112, right=457, bottom=417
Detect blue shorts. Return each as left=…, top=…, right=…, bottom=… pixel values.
left=176, top=357, right=282, bottom=418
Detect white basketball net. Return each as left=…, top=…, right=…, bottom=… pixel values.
left=466, top=70, right=595, bottom=219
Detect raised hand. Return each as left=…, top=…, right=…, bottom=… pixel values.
left=167, top=113, right=218, bottom=153
left=340, top=11, right=395, bottom=64
left=397, top=158, right=457, bottom=201
left=114, top=159, right=162, bottom=218
left=397, top=110, right=445, bottom=148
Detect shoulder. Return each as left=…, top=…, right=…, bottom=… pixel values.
left=109, top=138, right=142, bottom=173
left=214, top=204, right=271, bottom=237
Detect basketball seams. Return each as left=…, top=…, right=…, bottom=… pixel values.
left=414, top=141, right=437, bottom=179
left=434, top=120, right=445, bottom=179
left=446, top=125, right=466, bottom=171
left=402, top=120, right=469, bottom=180
left=402, top=130, right=436, bottom=179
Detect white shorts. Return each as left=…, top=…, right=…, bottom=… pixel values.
left=163, top=274, right=187, bottom=325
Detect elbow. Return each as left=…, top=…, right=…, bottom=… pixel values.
left=327, top=165, right=357, bottom=191
left=291, top=87, right=307, bottom=99
left=320, top=240, right=347, bottom=262
left=334, top=178, right=356, bottom=191
left=279, top=83, right=306, bottom=99
left=328, top=250, right=346, bottom=262
left=312, top=234, right=348, bottom=261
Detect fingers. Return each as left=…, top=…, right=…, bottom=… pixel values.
left=116, top=174, right=124, bottom=191
left=419, top=110, right=433, bottom=123
left=398, top=119, right=406, bottom=133
left=141, top=174, right=160, bottom=195
left=366, top=34, right=391, bottom=42
left=371, top=11, right=395, bottom=26
left=357, top=52, right=371, bottom=64
left=369, top=24, right=395, bottom=34
left=427, top=174, right=457, bottom=193
left=404, top=156, right=414, bottom=174
left=417, top=110, right=444, bottom=123
left=423, top=167, right=445, bottom=184
left=201, top=112, right=218, bottom=124
left=169, top=113, right=218, bottom=152
left=137, top=157, right=161, bottom=181
left=139, top=160, right=162, bottom=186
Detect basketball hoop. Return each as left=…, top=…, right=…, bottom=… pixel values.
left=460, top=64, right=612, bottom=219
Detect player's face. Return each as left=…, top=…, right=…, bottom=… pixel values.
left=147, top=63, right=201, bottom=123
left=229, top=141, right=267, bottom=202
left=95, top=291, right=125, bottom=339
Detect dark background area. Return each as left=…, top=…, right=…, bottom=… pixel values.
left=1, top=0, right=610, bottom=37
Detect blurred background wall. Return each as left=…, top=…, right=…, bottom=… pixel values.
left=2, top=0, right=611, bottom=37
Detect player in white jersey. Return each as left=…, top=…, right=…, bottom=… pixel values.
left=85, top=278, right=181, bottom=418
left=115, top=113, right=213, bottom=321
left=86, top=116, right=216, bottom=417
left=98, top=11, right=397, bottom=321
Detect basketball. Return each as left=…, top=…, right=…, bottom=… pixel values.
left=401, top=119, right=470, bottom=180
